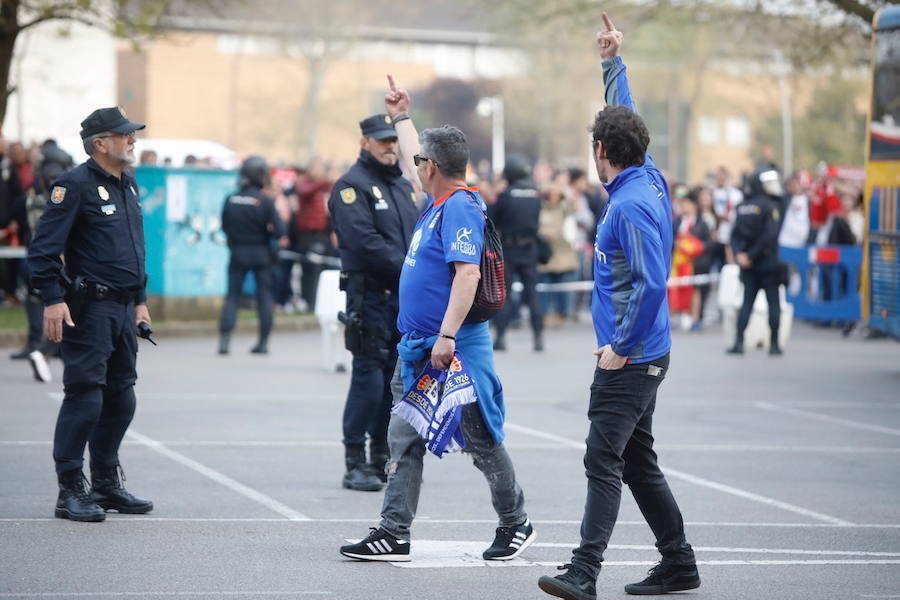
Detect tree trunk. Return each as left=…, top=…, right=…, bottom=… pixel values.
left=0, top=0, right=21, bottom=129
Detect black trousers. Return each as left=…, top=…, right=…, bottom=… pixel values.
left=341, top=285, right=399, bottom=447
left=219, top=248, right=274, bottom=341
left=572, top=354, right=694, bottom=579
left=735, top=268, right=780, bottom=343
left=54, top=300, right=137, bottom=474
left=494, top=253, right=543, bottom=335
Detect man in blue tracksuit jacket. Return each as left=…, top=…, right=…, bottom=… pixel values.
left=538, top=14, right=700, bottom=600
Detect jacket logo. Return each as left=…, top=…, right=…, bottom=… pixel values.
left=340, top=188, right=356, bottom=204
left=51, top=186, right=66, bottom=204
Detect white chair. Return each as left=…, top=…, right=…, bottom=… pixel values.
left=718, top=264, right=793, bottom=350
left=314, top=270, right=352, bottom=372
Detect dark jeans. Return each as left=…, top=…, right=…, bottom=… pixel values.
left=735, top=268, right=780, bottom=343
left=341, top=285, right=399, bottom=446
left=219, top=253, right=274, bottom=341
left=494, top=254, right=543, bottom=335
left=296, top=231, right=331, bottom=312
left=54, top=300, right=137, bottom=474
left=572, top=354, right=694, bottom=579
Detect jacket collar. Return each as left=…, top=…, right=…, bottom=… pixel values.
left=602, top=165, right=644, bottom=197
left=87, top=157, right=132, bottom=183
left=357, top=149, right=403, bottom=180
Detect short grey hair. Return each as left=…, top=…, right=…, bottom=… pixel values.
left=82, top=133, right=106, bottom=156
left=419, top=125, right=468, bottom=179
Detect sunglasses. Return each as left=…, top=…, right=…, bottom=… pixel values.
left=413, top=154, right=438, bottom=167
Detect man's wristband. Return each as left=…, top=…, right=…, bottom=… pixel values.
left=438, top=332, right=456, bottom=341
left=392, top=112, right=411, bottom=124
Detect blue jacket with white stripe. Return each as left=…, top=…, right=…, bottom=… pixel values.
left=592, top=57, right=672, bottom=362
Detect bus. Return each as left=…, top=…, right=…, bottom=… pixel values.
left=862, top=4, right=900, bottom=339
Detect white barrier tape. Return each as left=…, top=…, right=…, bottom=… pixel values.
left=277, top=249, right=342, bottom=268
left=515, top=272, right=719, bottom=293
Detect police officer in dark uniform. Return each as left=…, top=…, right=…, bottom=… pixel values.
left=489, top=154, right=544, bottom=352
left=727, top=166, right=784, bottom=356
left=27, top=107, right=153, bottom=522
left=329, top=114, right=419, bottom=491
left=217, top=156, right=286, bottom=355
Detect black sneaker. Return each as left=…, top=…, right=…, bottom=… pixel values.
left=624, top=561, right=700, bottom=595
left=483, top=518, right=537, bottom=560
left=538, top=563, right=596, bottom=600
left=340, top=527, right=410, bottom=562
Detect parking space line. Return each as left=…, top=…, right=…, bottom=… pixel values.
left=3, top=517, right=899, bottom=528
left=534, top=543, right=900, bottom=556
left=755, top=402, right=900, bottom=437
left=505, top=422, right=855, bottom=526
left=6, top=439, right=900, bottom=453
left=0, top=593, right=331, bottom=598
left=125, top=430, right=312, bottom=522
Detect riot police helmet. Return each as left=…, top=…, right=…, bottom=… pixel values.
left=503, top=154, right=532, bottom=185
left=239, top=155, right=269, bottom=189
left=748, top=165, right=784, bottom=199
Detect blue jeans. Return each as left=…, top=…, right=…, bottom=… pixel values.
left=571, top=354, right=695, bottom=578
left=378, top=359, right=527, bottom=540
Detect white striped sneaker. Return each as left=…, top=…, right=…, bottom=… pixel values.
left=483, top=519, right=536, bottom=560
left=340, top=527, right=411, bottom=562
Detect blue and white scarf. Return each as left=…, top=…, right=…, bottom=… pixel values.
left=393, top=351, right=478, bottom=458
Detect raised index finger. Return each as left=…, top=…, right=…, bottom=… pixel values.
left=602, top=12, right=616, bottom=32
left=387, top=74, right=398, bottom=93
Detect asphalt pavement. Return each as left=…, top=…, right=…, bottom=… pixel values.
left=1, top=320, right=899, bottom=599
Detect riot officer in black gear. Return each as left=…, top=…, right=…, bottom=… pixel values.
left=328, top=114, right=419, bottom=492
left=489, top=154, right=544, bottom=351
left=727, top=166, right=784, bottom=356
left=218, top=155, right=286, bottom=355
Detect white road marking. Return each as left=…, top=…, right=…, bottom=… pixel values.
left=534, top=543, right=900, bottom=557
left=358, top=539, right=900, bottom=569
left=505, top=422, right=855, bottom=526
left=5, top=518, right=898, bottom=528
left=42, top=392, right=311, bottom=522
left=5, top=439, right=899, bottom=453
left=125, top=430, right=311, bottom=522
left=0, top=593, right=331, bottom=598
left=755, top=402, right=900, bottom=437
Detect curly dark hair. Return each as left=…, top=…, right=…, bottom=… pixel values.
left=590, top=105, right=650, bottom=169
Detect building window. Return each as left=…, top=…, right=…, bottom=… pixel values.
left=725, top=117, right=750, bottom=147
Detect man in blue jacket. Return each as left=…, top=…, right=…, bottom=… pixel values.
left=538, top=14, right=700, bottom=600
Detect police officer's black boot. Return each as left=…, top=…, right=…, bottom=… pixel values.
left=726, top=337, right=744, bottom=355
left=533, top=330, right=544, bottom=352
left=217, top=333, right=230, bottom=355
left=90, top=465, right=154, bottom=514
left=493, top=330, right=507, bottom=351
left=343, top=444, right=383, bottom=492
left=367, top=438, right=389, bottom=483
left=55, top=469, right=105, bottom=522
left=250, top=337, right=268, bottom=354
left=769, top=329, right=783, bottom=356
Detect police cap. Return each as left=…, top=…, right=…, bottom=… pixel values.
left=359, top=114, right=397, bottom=140
left=80, top=107, right=145, bottom=139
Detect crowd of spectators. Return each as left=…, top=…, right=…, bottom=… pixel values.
left=0, top=134, right=867, bottom=342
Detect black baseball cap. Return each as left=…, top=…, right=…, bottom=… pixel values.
left=79, top=107, right=145, bottom=139
left=359, top=114, right=397, bottom=140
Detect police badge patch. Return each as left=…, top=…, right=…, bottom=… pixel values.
left=98, top=186, right=110, bottom=201
left=372, top=186, right=383, bottom=199
left=340, top=188, right=357, bottom=204
left=51, top=186, right=66, bottom=204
